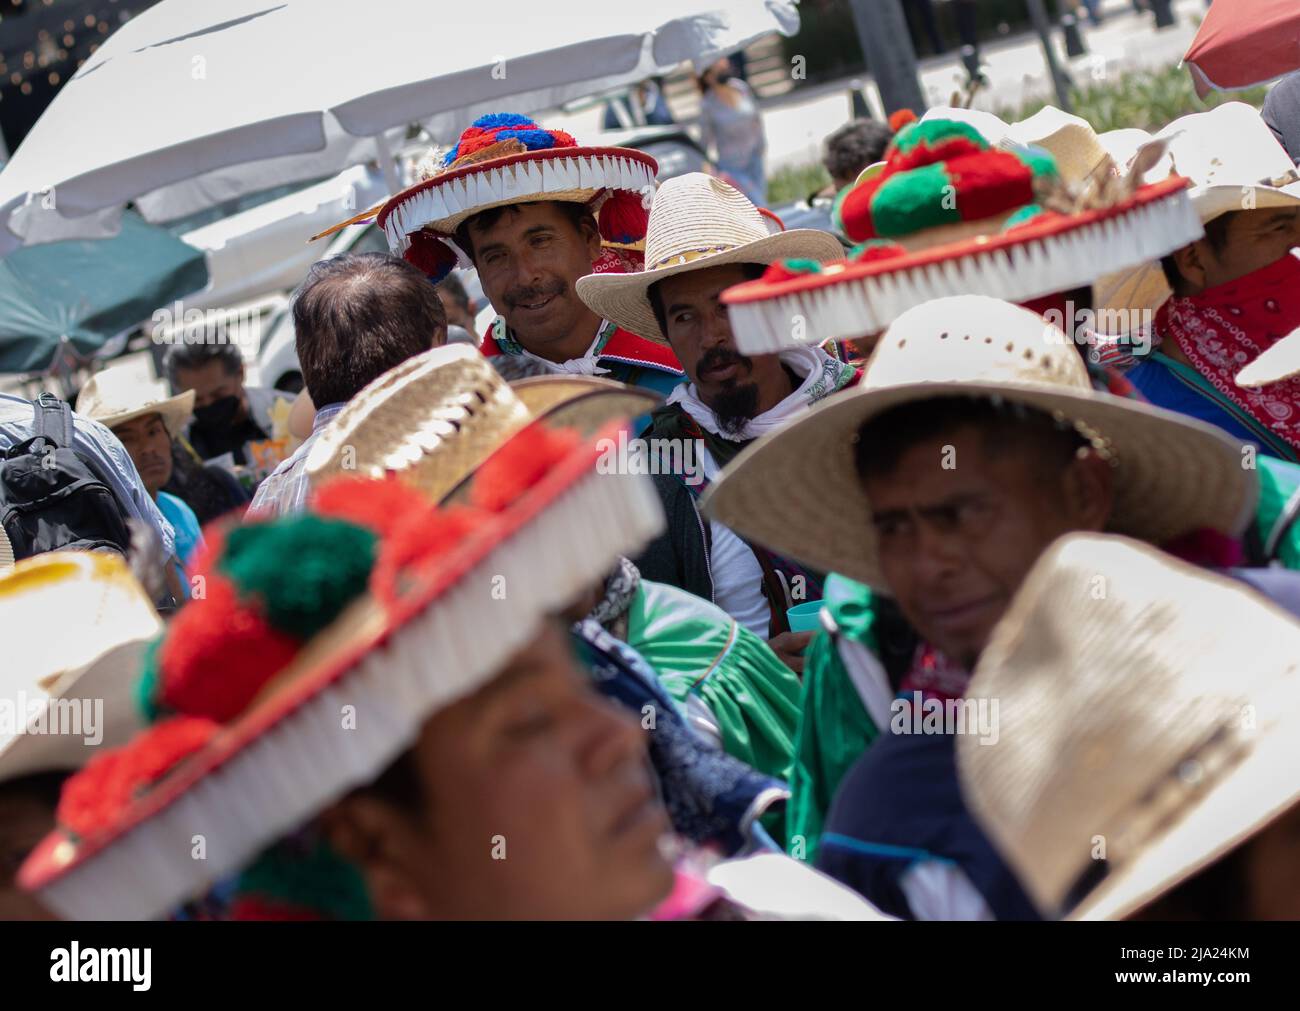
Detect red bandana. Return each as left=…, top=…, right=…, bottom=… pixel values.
left=1155, top=252, right=1300, bottom=450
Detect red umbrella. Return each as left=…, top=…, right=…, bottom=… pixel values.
left=1184, top=0, right=1300, bottom=98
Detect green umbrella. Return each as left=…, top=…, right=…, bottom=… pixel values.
left=0, top=210, right=208, bottom=373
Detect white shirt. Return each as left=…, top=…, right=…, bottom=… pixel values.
left=699, top=444, right=769, bottom=636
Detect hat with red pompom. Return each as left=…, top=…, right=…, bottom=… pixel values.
left=316, top=113, right=660, bottom=284
left=721, top=117, right=1203, bottom=354
left=19, top=416, right=665, bottom=921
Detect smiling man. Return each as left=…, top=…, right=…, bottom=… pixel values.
left=373, top=113, right=683, bottom=399
left=577, top=173, right=849, bottom=670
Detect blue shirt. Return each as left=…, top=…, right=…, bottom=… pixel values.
left=1128, top=355, right=1267, bottom=450
left=157, top=491, right=204, bottom=600
left=0, top=392, right=175, bottom=557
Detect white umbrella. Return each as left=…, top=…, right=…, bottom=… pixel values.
left=0, top=0, right=798, bottom=254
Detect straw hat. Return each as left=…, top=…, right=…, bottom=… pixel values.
left=575, top=172, right=845, bottom=343
left=959, top=532, right=1300, bottom=920
left=75, top=367, right=194, bottom=439
left=1095, top=101, right=1300, bottom=327
left=702, top=295, right=1257, bottom=589
left=20, top=422, right=665, bottom=920
left=305, top=343, right=660, bottom=502
left=721, top=118, right=1200, bottom=354
left=1, top=551, right=156, bottom=783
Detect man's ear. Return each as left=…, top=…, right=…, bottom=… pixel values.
left=582, top=215, right=603, bottom=262
left=1171, top=240, right=1210, bottom=295
left=317, top=795, right=432, bottom=921
left=1061, top=449, right=1115, bottom=533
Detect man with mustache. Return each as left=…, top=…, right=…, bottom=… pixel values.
left=372, top=114, right=683, bottom=400
left=577, top=174, right=851, bottom=672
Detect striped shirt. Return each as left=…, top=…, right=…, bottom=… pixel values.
left=246, top=402, right=346, bottom=518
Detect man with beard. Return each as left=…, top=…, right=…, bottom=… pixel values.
left=370, top=113, right=684, bottom=407
left=577, top=173, right=850, bottom=671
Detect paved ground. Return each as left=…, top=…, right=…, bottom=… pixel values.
left=550, top=0, right=1211, bottom=172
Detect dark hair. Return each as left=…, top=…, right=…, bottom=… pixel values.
left=436, top=273, right=470, bottom=311
left=164, top=341, right=244, bottom=390
left=454, top=200, right=596, bottom=263
left=1159, top=211, right=1237, bottom=293
left=362, top=747, right=425, bottom=814
left=291, top=251, right=445, bottom=406
left=823, top=119, right=893, bottom=183
left=646, top=261, right=767, bottom=337
left=1120, top=840, right=1254, bottom=920
left=853, top=396, right=1087, bottom=482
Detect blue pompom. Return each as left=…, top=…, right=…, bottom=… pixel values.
left=498, top=128, right=557, bottom=151
left=472, top=112, right=536, bottom=130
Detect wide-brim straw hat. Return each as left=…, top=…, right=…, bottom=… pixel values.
left=75, top=367, right=194, bottom=439
left=959, top=532, right=1300, bottom=920
left=576, top=172, right=846, bottom=344
left=702, top=295, right=1257, bottom=590
left=1094, top=101, right=1300, bottom=327
left=305, top=343, right=660, bottom=502
left=20, top=425, right=665, bottom=920
left=1, top=552, right=156, bottom=783
left=1235, top=323, right=1300, bottom=388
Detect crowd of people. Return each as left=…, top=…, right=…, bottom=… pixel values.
left=3, top=89, right=1300, bottom=921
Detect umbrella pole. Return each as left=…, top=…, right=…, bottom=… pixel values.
left=373, top=132, right=404, bottom=196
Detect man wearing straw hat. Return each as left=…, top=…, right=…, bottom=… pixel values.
left=577, top=172, right=850, bottom=670
left=702, top=293, right=1296, bottom=918
left=368, top=113, right=684, bottom=404
left=1093, top=103, right=1300, bottom=460
left=76, top=365, right=205, bottom=593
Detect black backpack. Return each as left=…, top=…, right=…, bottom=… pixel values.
left=0, top=393, right=133, bottom=560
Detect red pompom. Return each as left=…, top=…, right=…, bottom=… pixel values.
left=158, top=576, right=302, bottom=722
left=945, top=149, right=1036, bottom=222
left=374, top=505, right=492, bottom=608
left=761, top=259, right=825, bottom=284
left=889, top=134, right=985, bottom=174
left=57, top=716, right=220, bottom=840
left=837, top=176, right=884, bottom=243
left=470, top=424, right=584, bottom=513
left=311, top=475, right=432, bottom=540
left=404, top=231, right=457, bottom=282
left=598, top=188, right=650, bottom=245
left=888, top=108, right=919, bottom=133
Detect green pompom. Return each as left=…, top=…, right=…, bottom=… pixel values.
left=135, top=635, right=165, bottom=724
left=219, top=516, right=377, bottom=639
left=783, top=258, right=824, bottom=274
left=1002, top=204, right=1048, bottom=230
left=891, top=119, right=988, bottom=156
left=237, top=835, right=375, bottom=921
left=870, top=162, right=962, bottom=238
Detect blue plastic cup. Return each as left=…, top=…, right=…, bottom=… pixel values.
left=786, top=599, right=824, bottom=633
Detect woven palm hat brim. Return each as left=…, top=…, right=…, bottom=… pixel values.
left=306, top=345, right=659, bottom=503
left=75, top=373, right=195, bottom=440
left=1235, top=324, right=1300, bottom=388
left=701, top=296, right=1257, bottom=591
left=957, top=532, right=1300, bottom=921
left=576, top=171, right=845, bottom=344
left=722, top=176, right=1201, bottom=354
left=1, top=552, right=157, bottom=783
left=20, top=424, right=666, bottom=921
left=376, top=146, right=659, bottom=256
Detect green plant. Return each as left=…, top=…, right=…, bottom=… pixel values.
left=996, top=62, right=1269, bottom=133
left=767, top=162, right=832, bottom=205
